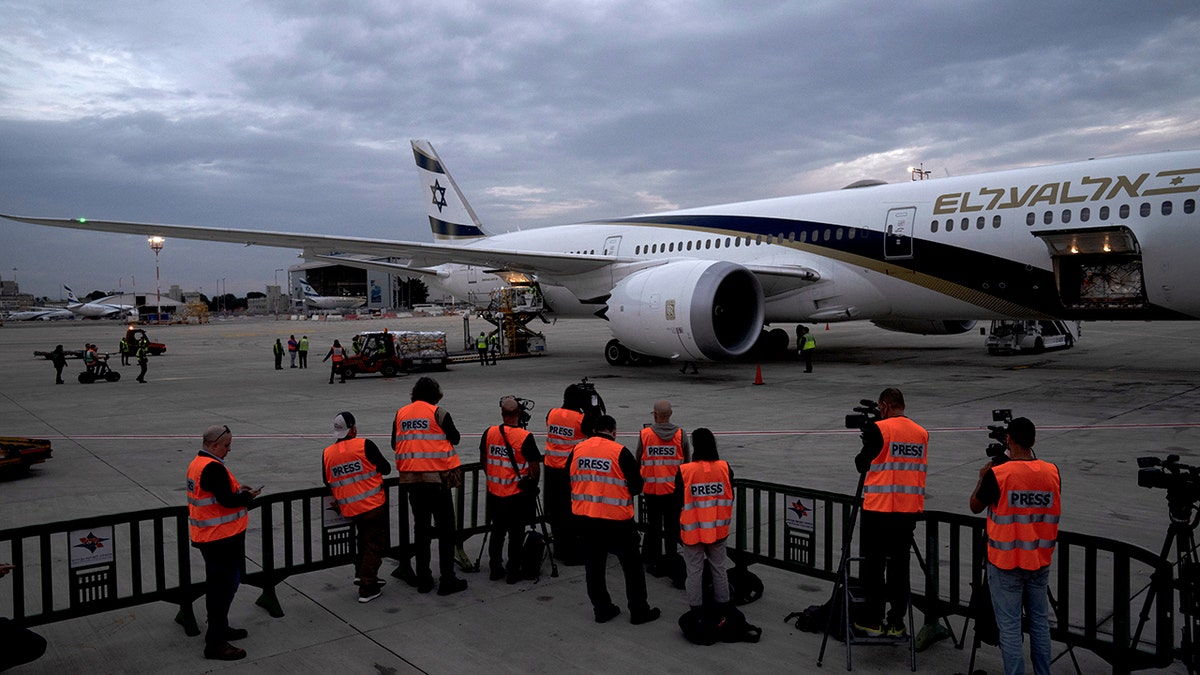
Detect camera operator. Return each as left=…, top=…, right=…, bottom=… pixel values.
left=969, top=417, right=1061, bottom=675
left=853, top=387, right=928, bottom=638
left=480, top=396, right=542, bottom=584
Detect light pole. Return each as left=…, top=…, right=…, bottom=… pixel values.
left=148, top=237, right=165, bottom=324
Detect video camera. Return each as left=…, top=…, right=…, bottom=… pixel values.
left=500, top=395, right=536, bottom=429
left=844, top=399, right=881, bottom=430
left=986, top=409, right=1013, bottom=465
left=1138, top=454, right=1200, bottom=492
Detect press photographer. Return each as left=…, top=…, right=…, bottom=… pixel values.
left=480, top=396, right=543, bottom=584
left=969, top=416, right=1061, bottom=675
left=851, top=387, right=928, bottom=638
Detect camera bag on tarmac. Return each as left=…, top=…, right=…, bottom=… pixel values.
left=678, top=605, right=763, bottom=645
left=520, top=527, right=547, bottom=580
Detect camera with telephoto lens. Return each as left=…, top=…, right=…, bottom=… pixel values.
left=500, top=395, right=535, bottom=429
left=844, top=399, right=881, bottom=430
left=986, top=409, right=1013, bottom=465
left=1137, top=454, right=1200, bottom=492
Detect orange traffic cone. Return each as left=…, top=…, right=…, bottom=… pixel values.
left=753, top=364, right=764, bottom=385
left=825, top=323, right=830, bottom=330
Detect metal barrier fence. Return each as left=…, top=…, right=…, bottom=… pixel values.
left=0, top=469, right=1178, bottom=671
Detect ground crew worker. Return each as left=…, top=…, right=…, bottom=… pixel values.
left=636, top=400, right=689, bottom=585
left=187, top=425, right=260, bottom=661
left=298, top=335, right=309, bottom=368
left=569, top=414, right=660, bottom=625
left=392, top=377, right=468, bottom=596
left=51, top=344, right=68, bottom=384
left=476, top=332, right=489, bottom=366
left=287, top=335, right=298, bottom=368
left=135, top=338, right=149, bottom=383
left=797, top=324, right=815, bottom=373
left=543, top=384, right=590, bottom=564
left=853, top=387, right=928, bottom=638
left=83, top=343, right=97, bottom=374
left=970, top=418, right=1060, bottom=675
left=676, top=427, right=733, bottom=610
left=480, top=397, right=542, bottom=583
left=323, top=411, right=391, bottom=603
left=273, top=338, right=284, bottom=370
left=322, top=339, right=346, bottom=384
left=488, top=333, right=499, bottom=365
left=119, top=335, right=130, bottom=366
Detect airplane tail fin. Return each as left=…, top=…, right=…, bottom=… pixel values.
left=411, top=140, right=490, bottom=243
left=298, top=279, right=319, bottom=297
left=64, top=284, right=80, bottom=304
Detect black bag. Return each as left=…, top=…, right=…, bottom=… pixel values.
left=727, top=564, right=764, bottom=605
left=520, top=528, right=547, bottom=580
left=678, top=607, right=721, bottom=646
left=717, top=606, right=762, bottom=643
left=787, top=598, right=846, bottom=642
left=969, top=580, right=999, bottom=646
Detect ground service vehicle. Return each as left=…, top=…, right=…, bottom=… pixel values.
left=123, top=327, right=166, bottom=355
left=986, top=320, right=1079, bottom=354
left=341, top=330, right=449, bottom=378
left=0, top=437, right=52, bottom=474
left=78, top=357, right=121, bottom=383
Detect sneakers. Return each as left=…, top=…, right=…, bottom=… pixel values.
left=204, top=642, right=246, bottom=661
left=358, top=585, right=383, bottom=604
left=630, top=607, right=662, bottom=625
left=852, top=621, right=884, bottom=637
left=885, top=622, right=908, bottom=639
left=437, top=575, right=468, bottom=596
left=594, top=604, right=621, bottom=623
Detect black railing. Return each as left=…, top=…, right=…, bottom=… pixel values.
left=0, top=470, right=1177, bottom=671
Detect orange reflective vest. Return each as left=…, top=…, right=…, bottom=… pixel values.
left=862, top=416, right=928, bottom=513
left=186, top=454, right=249, bottom=544
left=639, top=427, right=684, bottom=495
left=679, top=460, right=733, bottom=545
left=987, top=460, right=1061, bottom=570
left=570, top=436, right=633, bottom=520
left=544, top=408, right=584, bottom=470
left=484, top=425, right=533, bottom=497
left=394, top=400, right=460, bottom=472
left=323, top=438, right=385, bottom=517
left=332, top=346, right=345, bottom=363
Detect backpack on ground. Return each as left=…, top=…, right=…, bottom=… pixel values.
left=520, top=528, right=547, bottom=580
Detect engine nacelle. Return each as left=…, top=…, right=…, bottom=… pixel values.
left=606, top=260, right=764, bottom=361
left=871, top=319, right=978, bottom=335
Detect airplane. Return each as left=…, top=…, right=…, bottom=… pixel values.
left=4, top=141, right=1200, bottom=365
left=297, top=278, right=366, bottom=310
left=63, top=285, right=137, bottom=319
left=5, top=307, right=74, bottom=321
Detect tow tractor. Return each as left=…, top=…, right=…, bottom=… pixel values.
left=123, top=327, right=167, bottom=355
left=341, top=330, right=449, bottom=378
left=985, top=320, right=1080, bottom=354
left=0, top=437, right=52, bottom=474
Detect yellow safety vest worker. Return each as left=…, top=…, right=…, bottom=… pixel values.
left=323, top=438, right=385, bottom=517
left=570, top=436, right=633, bottom=520
left=987, top=460, right=1061, bottom=570
left=862, top=416, right=928, bottom=513
left=186, top=454, right=249, bottom=544
left=679, top=460, right=733, bottom=545
left=801, top=334, right=816, bottom=351
left=477, top=334, right=488, bottom=349
left=544, top=408, right=584, bottom=470
left=639, top=427, right=685, bottom=496
left=483, top=425, right=533, bottom=498
left=393, top=400, right=460, bottom=472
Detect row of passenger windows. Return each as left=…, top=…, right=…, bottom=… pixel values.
left=614, top=228, right=860, bottom=256
left=932, top=199, right=1196, bottom=232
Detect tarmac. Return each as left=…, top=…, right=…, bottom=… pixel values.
left=1, top=313, right=1196, bottom=674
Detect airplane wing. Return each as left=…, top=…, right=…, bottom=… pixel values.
left=0, top=214, right=618, bottom=278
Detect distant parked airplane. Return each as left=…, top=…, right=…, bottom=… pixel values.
left=298, top=279, right=365, bottom=310
left=64, top=285, right=136, bottom=319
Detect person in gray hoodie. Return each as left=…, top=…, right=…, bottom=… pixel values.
left=635, top=400, right=690, bottom=586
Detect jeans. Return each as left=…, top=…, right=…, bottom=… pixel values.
left=988, top=563, right=1051, bottom=675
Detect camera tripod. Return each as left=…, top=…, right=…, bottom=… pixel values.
left=1131, top=493, right=1200, bottom=675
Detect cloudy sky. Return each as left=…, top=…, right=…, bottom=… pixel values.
left=2, top=1, right=1199, bottom=300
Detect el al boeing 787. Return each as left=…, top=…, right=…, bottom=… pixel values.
left=4, top=141, right=1199, bottom=364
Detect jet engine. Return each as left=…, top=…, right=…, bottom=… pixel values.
left=606, top=260, right=764, bottom=361
left=871, top=319, right=978, bottom=335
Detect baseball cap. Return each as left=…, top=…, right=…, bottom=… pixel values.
left=332, top=411, right=356, bottom=440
